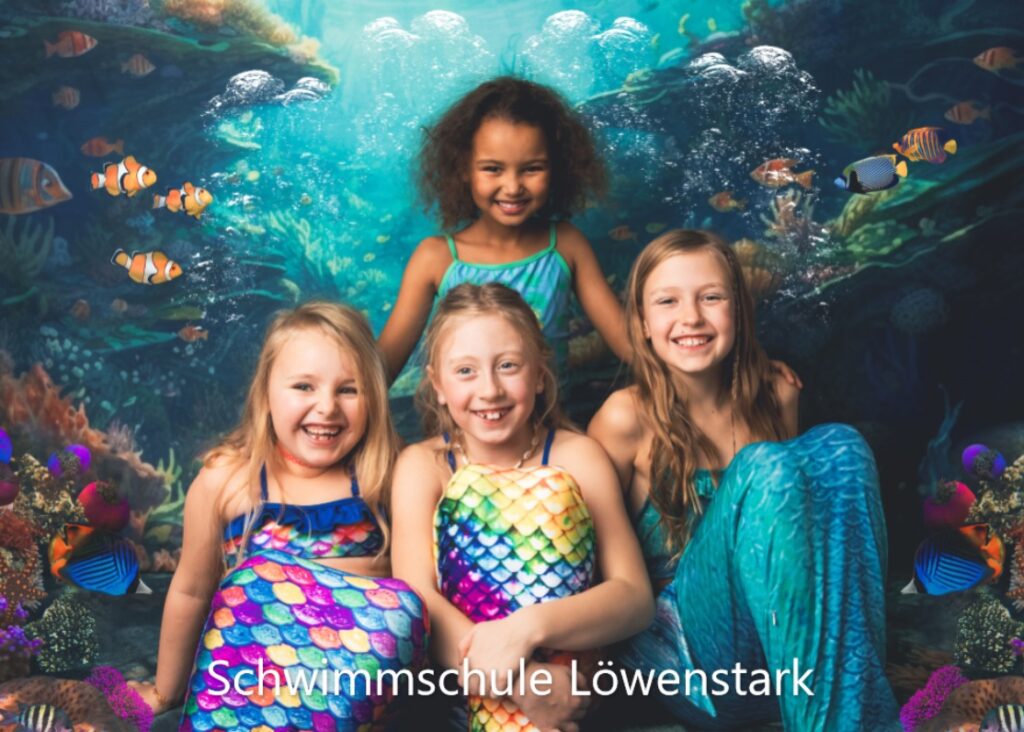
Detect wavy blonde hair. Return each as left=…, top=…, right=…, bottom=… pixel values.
left=415, top=283, right=573, bottom=448
left=626, top=230, right=786, bottom=559
left=205, top=301, right=398, bottom=566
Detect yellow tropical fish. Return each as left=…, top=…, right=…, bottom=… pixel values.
left=111, top=248, right=182, bottom=285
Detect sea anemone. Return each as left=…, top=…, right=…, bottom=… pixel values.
left=922, top=481, right=976, bottom=529
left=77, top=480, right=130, bottom=532
left=899, top=664, right=968, bottom=731
left=85, top=666, right=154, bottom=732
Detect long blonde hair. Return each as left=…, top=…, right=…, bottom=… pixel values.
left=626, top=230, right=786, bottom=558
left=205, top=301, right=398, bottom=563
left=415, top=283, right=572, bottom=445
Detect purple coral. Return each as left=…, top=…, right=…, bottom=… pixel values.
left=85, top=665, right=154, bottom=732
left=899, top=665, right=969, bottom=731
left=0, top=594, right=43, bottom=683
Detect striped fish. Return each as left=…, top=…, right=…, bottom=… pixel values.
left=974, top=46, right=1021, bottom=72
left=907, top=523, right=1004, bottom=595
left=90, top=155, right=156, bottom=197
left=0, top=703, right=73, bottom=732
left=49, top=523, right=150, bottom=595
left=982, top=705, right=1024, bottom=732
left=121, top=53, right=155, bottom=77
left=111, top=248, right=182, bottom=285
left=43, top=30, right=97, bottom=58
left=835, top=154, right=907, bottom=194
left=51, top=86, right=80, bottom=110
left=893, top=127, right=958, bottom=163
left=0, top=157, right=73, bottom=214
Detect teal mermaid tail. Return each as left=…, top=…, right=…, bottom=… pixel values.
left=434, top=462, right=596, bottom=731
left=181, top=549, right=428, bottom=732
left=622, top=423, right=900, bottom=730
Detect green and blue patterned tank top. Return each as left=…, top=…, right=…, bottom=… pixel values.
left=633, top=469, right=717, bottom=584
left=436, top=222, right=572, bottom=379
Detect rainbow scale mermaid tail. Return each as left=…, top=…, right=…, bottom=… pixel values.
left=182, top=549, right=428, bottom=732
left=434, top=463, right=596, bottom=731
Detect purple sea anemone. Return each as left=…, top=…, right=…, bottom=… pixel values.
left=962, top=443, right=1007, bottom=480
left=85, top=665, right=154, bottom=732
left=899, top=665, right=969, bottom=731
left=47, top=444, right=92, bottom=477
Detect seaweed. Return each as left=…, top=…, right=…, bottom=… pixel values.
left=0, top=216, right=53, bottom=311
left=818, top=69, right=912, bottom=149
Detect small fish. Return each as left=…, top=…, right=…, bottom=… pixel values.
left=981, top=705, right=1024, bottom=732
left=70, top=299, right=90, bottom=321
left=944, top=100, right=991, bottom=125
left=153, top=181, right=213, bottom=219
left=178, top=324, right=208, bottom=342
left=80, top=137, right=124, bottom=157
left=974, top=46, right=1021, bottom=72
left=677, top=12, right=690, bottom=35
left=608, top=225, right=637, bottom=241
left=904, top=523, right=1004, bottom=596
left=49, top=523, right=150, bottom=596
left=0, top=158, right=73, bottom=214
left=299, top=193, right=313, bottom=205
left=110, top=297, right=128, bottom=314
left=0, top=427, right=11, bottom=463
left=834, top=154, right=907, bottom=194
left=893, top=127, right=957, bottom=164
left=708, top=191, right=746, bottom=212
left=90, top=155, right=157, bottom=197
left=245, top=170, right=260, bottom=182
left=44, top=30, right=97, bottom=58
left=52, top=86, right=80, bottom=110
left=707, top=17, right=717, bottom=32
left=121, top=53, right=155, bottom=77
left=645, top=222, right=666, bottom=234
left=750, top=158, right=814, bottom=189
left=0, top=703, right=73, bottom=732
left=111, top=249, right=182, bottom=285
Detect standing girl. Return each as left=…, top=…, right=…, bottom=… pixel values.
left=588, top=230, right=899, bottom=730
left=391, top=283, right=653, bottom=732
left=378, top=76, right=630, bottom=383
left=131, top=302, right=428, bottom=731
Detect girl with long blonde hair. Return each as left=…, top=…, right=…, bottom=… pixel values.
left=132, top=302, right=428, bottom=731
left=589, top=230, right=898, bottom=730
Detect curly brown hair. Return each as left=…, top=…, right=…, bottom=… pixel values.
left=418, top=76, right=608, bottom=230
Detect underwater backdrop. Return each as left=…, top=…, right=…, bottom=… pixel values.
left=1, top=0, right=1023, bottom=729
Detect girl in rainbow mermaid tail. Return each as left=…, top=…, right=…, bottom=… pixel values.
left=588, top=230, right=900, bottom=731
left=391, top=282, right=654, bottom=732
left=131, top=302, right=428, bottom=731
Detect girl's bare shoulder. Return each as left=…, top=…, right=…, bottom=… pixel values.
left=593, top=386, right=644, bottom=436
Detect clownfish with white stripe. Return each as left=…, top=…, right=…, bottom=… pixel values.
left=111, top=248, right=182, bottom=285
left=90, top=155, right=156, bottom=197
left=153, top=181, right=213, bottom=219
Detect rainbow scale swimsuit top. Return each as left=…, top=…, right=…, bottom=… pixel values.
left=434, top=430, right=596, bottom=731
left=222, top=465, right=384, bottom=567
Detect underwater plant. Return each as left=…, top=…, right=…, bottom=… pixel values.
left=25, top=594, right=99, bottom=674
left=760, top=189, right=829, bottom=254
left=818, top=69, right=912, bottom=150
left=0, top=215, right=53, bottom=313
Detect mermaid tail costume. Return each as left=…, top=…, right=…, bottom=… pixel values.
left=434, top=430, right=596, bottom=731
left=182, top=467, right=428, bottom=732
left=621, top=423, right=900, bottom=731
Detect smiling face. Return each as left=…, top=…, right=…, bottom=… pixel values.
left=267, top=328, right=368, bottom=469
left=641, top=249, right=737, bottom=381
left=468, top=117, right=550, bottom=227
left=430, top=313, right=543, bottom=461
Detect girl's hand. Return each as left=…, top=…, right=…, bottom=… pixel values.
left=511, top=660, right=590, bottom=732
left=457, top=611, right=539, bottom=697
left=769, top=359, right=803, bottom=389
left=126, top=680, right=174, bottom=715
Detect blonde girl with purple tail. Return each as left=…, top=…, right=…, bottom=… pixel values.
left=391, top=282, right=654, bottom=732
left=130, top=302, right=429, bottom=731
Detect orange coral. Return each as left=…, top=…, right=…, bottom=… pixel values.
left=0, top=512, right=46, bottom=620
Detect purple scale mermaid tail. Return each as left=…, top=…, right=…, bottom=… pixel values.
left=434, top=463, right=596, bottom=731
left=181, top=549, right=428, bottom=732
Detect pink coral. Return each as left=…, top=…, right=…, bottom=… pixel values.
left=85, top=666, right=153, bottom=732
left=923, top=481, right=976, bottom=529
left=900, top=665, right=969, bottom=731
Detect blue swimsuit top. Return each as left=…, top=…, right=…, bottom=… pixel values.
left=222, top=465, right=384, bottom=567
left=633, top=469, right=717, bottom=584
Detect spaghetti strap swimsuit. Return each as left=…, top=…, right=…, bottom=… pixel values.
left=433, top=430, right=597, bottom=731
left=181, top=466, right=429, bottom=732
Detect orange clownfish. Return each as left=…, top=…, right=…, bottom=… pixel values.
left=90, top=155, right=156, bottom=197
left=154, top=182, right=213, bottom=219
left=111, top=248, right=182, bottom=285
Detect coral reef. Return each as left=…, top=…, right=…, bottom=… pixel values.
left=0, top=511, right=46, bottom=617
left=0, top=596, right=42, bottom=683
left=10, top=453, right=85, bottom=537
left=0, top=675, right=135, bottom=731
left=85, top=666, right=154, bottom=732
left=760, top=189, right=829, bottom=254
left=953, top=592, right=1024, bottom=675
left=828, top=186, right=900, bottom=240
left=55, top=0, right=162, bottom=28
left=842, top=220, right=917, bottom=263
left=0, top=215, right=53, bottom=311
left=899, top=664, right=968, bottom=732
left=818, top=69, right=912, bottom=149
left=917, top=676, right=1024, bottom=732
left=25, top=594, right=99, bottom=674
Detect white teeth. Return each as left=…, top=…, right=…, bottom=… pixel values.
left=674, top=336, right=710, bottom=347
left=303, top=426, right=341, bottom=437
left=476, top=409, right=507, bottom=421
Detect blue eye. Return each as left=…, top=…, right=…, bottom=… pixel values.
left=293, top=383, right=313, bottom=391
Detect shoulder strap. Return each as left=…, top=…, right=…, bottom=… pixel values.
left=445, top=234, right=459, bottom=261
left=541, top=429, right=556, bottom=465
left=442, top=431, right=457, bottom=471
left=349, top=465, right=360, bottom=497
left=259, top=465, right=269, bottom=501
left=545, top=222, right=557, bottom=251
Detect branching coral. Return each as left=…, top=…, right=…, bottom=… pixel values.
left=25, top=594, right=99, bottom=673
left=0, top=512, right=46, bottom=617
left=760, top=189, right=829, bottom=253
left=0, top=597, right=42, bottom=683
left=0, top=215, right=53, bottom=306
left=953, top=592, right=1024, bottom=675
left=818, top=69, right=912, bottom=149
left=900, top=665, right=968, bottom=732
left=85, top=666, right=154, bottom=732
